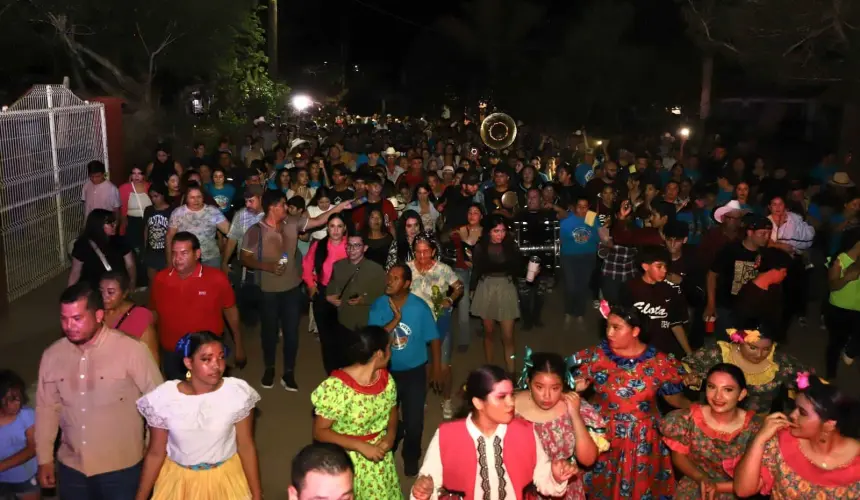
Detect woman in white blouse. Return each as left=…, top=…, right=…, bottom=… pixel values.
left=411, top=365, right=576, bottom=500
left=135, top=331, right=262, bottom=500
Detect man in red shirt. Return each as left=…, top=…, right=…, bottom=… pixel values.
left=149, top=231, right=246, bottom=380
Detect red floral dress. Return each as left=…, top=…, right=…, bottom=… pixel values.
left=572, top=341, right=685, bottom=500
left=659, top=404, right=762, bottom=499
left=726, top=429, right=860, bottom=499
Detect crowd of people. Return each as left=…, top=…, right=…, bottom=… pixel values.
left=0, top=114, right=859, bottom=499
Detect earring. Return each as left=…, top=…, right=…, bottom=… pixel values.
left=186, top=370, right=191, bottom=380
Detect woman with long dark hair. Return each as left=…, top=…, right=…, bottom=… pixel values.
left=68, top=209, right=136, bottom=290
left=406, top=183, right=440, bottom=233
left=145, top=145, right=183, bottom=187
left=660, top=363, right=762, bottom=499
left=470, top=214, right=525, bottom=374
left=363, top=208, right=394, bottom=267
left=386, top=209, right=425, bottom=270
left=100, top=270, right=159, bottom=364
left=302, top=213, right=350, bottom=374
left=731, top=376, right=860, bottom=497
left=410, top=365, right=576, bottom=500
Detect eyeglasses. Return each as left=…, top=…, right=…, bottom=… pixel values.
left=347, top=243, right=364, bottom=249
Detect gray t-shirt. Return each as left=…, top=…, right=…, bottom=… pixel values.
left=241, top=215, right=307, bottom=292
left=168, top=205, right=227, bottom=262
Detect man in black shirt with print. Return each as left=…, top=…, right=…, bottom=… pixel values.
left=621, top=245, right=692, bottom=358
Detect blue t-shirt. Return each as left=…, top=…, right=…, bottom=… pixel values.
left=560, top=215, right=599, bottom=255
left=716, top=188, right=734, bottom=205
left=575, top=163, right=595, bottom=187
left=205, top=183, right=236, bottom=214
left=0, top=407, right=37, bottom=483
left=369, top=293, right=439, bottom=372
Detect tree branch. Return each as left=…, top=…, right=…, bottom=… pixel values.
left=782, top=25, right=831, bottom=57
left=685, top=0, right=739, bottom=53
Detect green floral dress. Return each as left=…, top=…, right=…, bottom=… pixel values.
left=311, top=369, right=402, bottom=500
left=682, top=341, right=806, bottom=413
left=660, top=404, right=762, bottom=499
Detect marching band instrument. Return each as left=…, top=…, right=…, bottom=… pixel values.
left=480, top=113, right=518, bottom=150
left=513, top=216, right=561, bottom=270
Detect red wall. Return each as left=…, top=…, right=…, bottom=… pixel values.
left=90, top=97, right=124, bottom=182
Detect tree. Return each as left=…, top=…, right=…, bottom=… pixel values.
left=681, top=0, right=860, bottom=152
left=1, top=0, right=264, bottom=110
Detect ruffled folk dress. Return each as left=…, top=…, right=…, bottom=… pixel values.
left=135, top=377, right=261, bottom=500
left=659, top=404, right=762, bottom=499
left=522, top=403, right=609, bottom=500
left=310, top=369, right=401, bottom=500
left=726, top=430, right=860, bottom=499
left=571, top=341, right=685, bottom=500
left=682, top=341, right=806, bottom=413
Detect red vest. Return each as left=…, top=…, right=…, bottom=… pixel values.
left=438, top=418, right=536, bottom=500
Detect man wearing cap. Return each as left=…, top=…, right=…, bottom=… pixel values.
left=705, top=215, right=773, bottom=338
left=222, top=184, right=266, bottom=325
left=439, top=172, right=482, bottom=231
left=439, top=165, right=456, bottom=186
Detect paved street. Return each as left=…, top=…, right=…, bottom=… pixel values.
left=0, top=273, right=855, bottom=497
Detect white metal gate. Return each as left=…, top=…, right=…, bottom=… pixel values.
left=0, top=85, right=109, bottom=301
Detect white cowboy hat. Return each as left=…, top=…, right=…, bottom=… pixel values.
left=384, top=147, right=399, bottom=157
left=829, top=171, right=856, bottom=187
left=713, top=200, right=751, bottom=223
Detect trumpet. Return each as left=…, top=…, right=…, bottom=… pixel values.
left=480, top=112, right=518, bottom=150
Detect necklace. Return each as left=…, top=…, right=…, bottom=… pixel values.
left=799, top=441, right=832, bottom=469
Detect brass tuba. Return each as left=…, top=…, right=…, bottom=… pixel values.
left=480, top=112, right=517, bottom=150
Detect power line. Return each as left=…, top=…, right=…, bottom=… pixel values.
left=349, top=0, right=423, bottom=28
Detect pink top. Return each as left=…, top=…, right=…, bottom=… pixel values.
left=302, top=239, right=348, bottom=288
left=109, top=305, right=153, bottom=339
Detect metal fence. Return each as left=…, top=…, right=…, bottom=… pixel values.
left=0, top=85, right=109, bottom=301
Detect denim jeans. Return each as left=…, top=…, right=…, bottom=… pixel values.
left=437, top=308, right=453, bottom=364
left=561, top=254, right=597, bottom=317
left=824, top=303, right=860, bottom=379
left=56, top=461, right=141, bottom=500
left=391, top=364, right=427, bottom=470
left=260, top=285, right=304, bottom=373
left=600, top=275, right=627, bottom=305
left=454, top=269, right=471, bottom=348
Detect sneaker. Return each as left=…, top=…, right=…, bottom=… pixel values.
left=261, top=368, right=276, bottom=389
left=281, top=372, right=299, bottom=392
left=441, top=399, right=454, bottom=420
left=843, top=351, right=855, bottom=366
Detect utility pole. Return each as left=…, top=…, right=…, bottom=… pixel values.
left=268, top=0, right=278, bottom=76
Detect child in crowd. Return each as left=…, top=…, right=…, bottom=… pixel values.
left=0, top=370, right=38, bottom=500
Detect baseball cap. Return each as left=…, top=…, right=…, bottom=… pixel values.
left=244, top=184, right=264, bottom=198
left=463, top=172, right=481, bottom=185
left=745, top=215, right=774, bottom=231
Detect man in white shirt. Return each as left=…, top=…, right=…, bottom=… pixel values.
left=81, top=160, right=120, bottom=219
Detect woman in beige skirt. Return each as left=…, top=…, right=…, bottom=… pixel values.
left=470, top=214, right=527, bottom=374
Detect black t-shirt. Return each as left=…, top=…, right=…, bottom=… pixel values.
left=484, top=186, right=516, bottom=215
left=441, top=186, right=475, bottom=230
left=330, top=187, right=355, bottom=205
left=585, top=177, right=628, bottom=204
left=620, top=278, right=689, bottom=358
left=710, top=242, right=761, bottom=308
left=72, top=236, right=131, bottom=289
left=555, top=183, right=584, bottom=210
left=735, top=281, right=783, bottom=331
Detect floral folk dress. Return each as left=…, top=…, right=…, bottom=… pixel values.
left=682, top=341, right=806, bottom=413
left=572, top=341, right=685, bottom=500
left=726, top=430, right=860, bottom=499
left=310, top=369, right=402, bottom=500
left=523, top=404, right=609, bottom=500
left=660, top=404, right=763, bottom=499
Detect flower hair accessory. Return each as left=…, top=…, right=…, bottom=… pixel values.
left=516, top=347, right=534, bottom=389
left=598, top=300, right=611, bottom=320
left=796, top=371, right=811, bottom=390
left=175, top=334, right=193, bottom=358
left=726, top=329, right=761, bottom=344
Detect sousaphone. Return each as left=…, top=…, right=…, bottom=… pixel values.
left=480, top=112, right=517, bottom=150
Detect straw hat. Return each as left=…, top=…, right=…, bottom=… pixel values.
left=713, top=200, right=751, bottom=223
left=829, top=171, right=855, bottom=187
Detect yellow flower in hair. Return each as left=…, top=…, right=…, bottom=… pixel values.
left=744, top=330, right=761, bottom=343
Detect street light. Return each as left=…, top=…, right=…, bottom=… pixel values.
left=291, top=94, right=313, bottom=112
left=680, top=127, right=691, bottom=138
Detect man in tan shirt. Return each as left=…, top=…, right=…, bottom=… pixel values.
left=35, top=282, right=162, bottom=499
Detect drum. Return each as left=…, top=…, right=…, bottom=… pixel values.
left=513, top=213, right=560, bottom=270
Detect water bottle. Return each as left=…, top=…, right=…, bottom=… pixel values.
left=278, top=252, right=289, bottom=270
left=526, top=256, right=541, bottom=282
